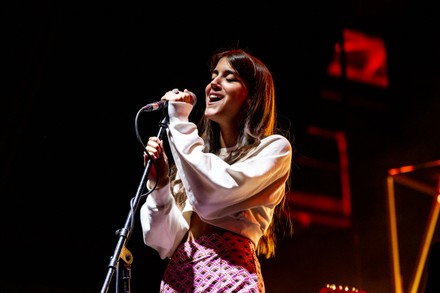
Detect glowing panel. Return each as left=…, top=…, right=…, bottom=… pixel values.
left=327, top=28, right=389, bottom=88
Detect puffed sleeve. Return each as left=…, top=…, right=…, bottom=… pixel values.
left=140, top=182, right=190, bottom=259
left=166, top=101, right=292, bottom=222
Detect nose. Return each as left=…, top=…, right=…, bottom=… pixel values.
left=210, top=79, right=221, bottom=90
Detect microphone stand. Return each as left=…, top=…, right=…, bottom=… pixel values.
left=101, top=107, right=169, bottom=293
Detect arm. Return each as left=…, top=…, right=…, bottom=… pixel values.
left=139, top=183, right=190, bottom=259
left=166, top=102, right=292, bottom=220
left=140, top=129, right=189, bottom=259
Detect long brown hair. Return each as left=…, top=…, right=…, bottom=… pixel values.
left=170, top=49, right=293, bottom=258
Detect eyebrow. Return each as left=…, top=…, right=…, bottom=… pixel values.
left=212, top=69, right=237, bottom=76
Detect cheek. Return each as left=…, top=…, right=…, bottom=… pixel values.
left=234, top=91, right=249, bottom=109
left=226, top=97, right=248, bottom=118
left=230, top=98, right=246, bottom=110
left=235, top=85, right=249, bottom=103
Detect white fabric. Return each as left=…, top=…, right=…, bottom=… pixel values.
left=140, top=101, right=292, bottom=259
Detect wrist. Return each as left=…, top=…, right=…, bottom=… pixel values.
left=157, top=177, right=170, bottom=189
left=147, top=178, right=169, bottom=190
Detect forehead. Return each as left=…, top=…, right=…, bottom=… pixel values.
left=214, top=57, right=234, bottom=71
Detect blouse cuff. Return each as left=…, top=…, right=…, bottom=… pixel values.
left=167, top=101, right=193, bottom=124
left=146, top=182, right=172, bottom=208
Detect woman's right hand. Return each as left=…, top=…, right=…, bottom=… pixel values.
left=144, top=136, right=169, bottom=189
left=161, top=88, right=197, bottom=105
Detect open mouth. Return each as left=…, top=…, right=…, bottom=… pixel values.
left=209, top=95, right=223, bottom=102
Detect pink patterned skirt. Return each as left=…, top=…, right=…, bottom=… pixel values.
left=160, top=231, right=265, bottom=293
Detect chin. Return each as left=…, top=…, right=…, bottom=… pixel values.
left=204, top=109, right=218, bottom=117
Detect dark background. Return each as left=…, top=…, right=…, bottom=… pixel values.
left=2, top=1, right=440, bottom=293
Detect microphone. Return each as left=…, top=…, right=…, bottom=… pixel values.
left=141, top=92, right=197, bottom=112
left=141, top=100, right=168, bottom=112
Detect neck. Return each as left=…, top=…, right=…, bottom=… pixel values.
left=219, top=128, right=238, bottom=148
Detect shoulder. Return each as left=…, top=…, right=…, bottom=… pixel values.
left=261, top=134, right=292, bottom=152
left=236, top=134, right=292, bottom=164
left=249, top=135, right=292, bottom=160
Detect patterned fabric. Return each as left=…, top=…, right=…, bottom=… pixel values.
left=159, top=232, right=265, bottom=293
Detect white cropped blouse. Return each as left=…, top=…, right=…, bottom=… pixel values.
left=140, top=101, right=292, bottom=259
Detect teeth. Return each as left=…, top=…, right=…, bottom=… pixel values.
left=209, top=95, right=222, bottom=102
